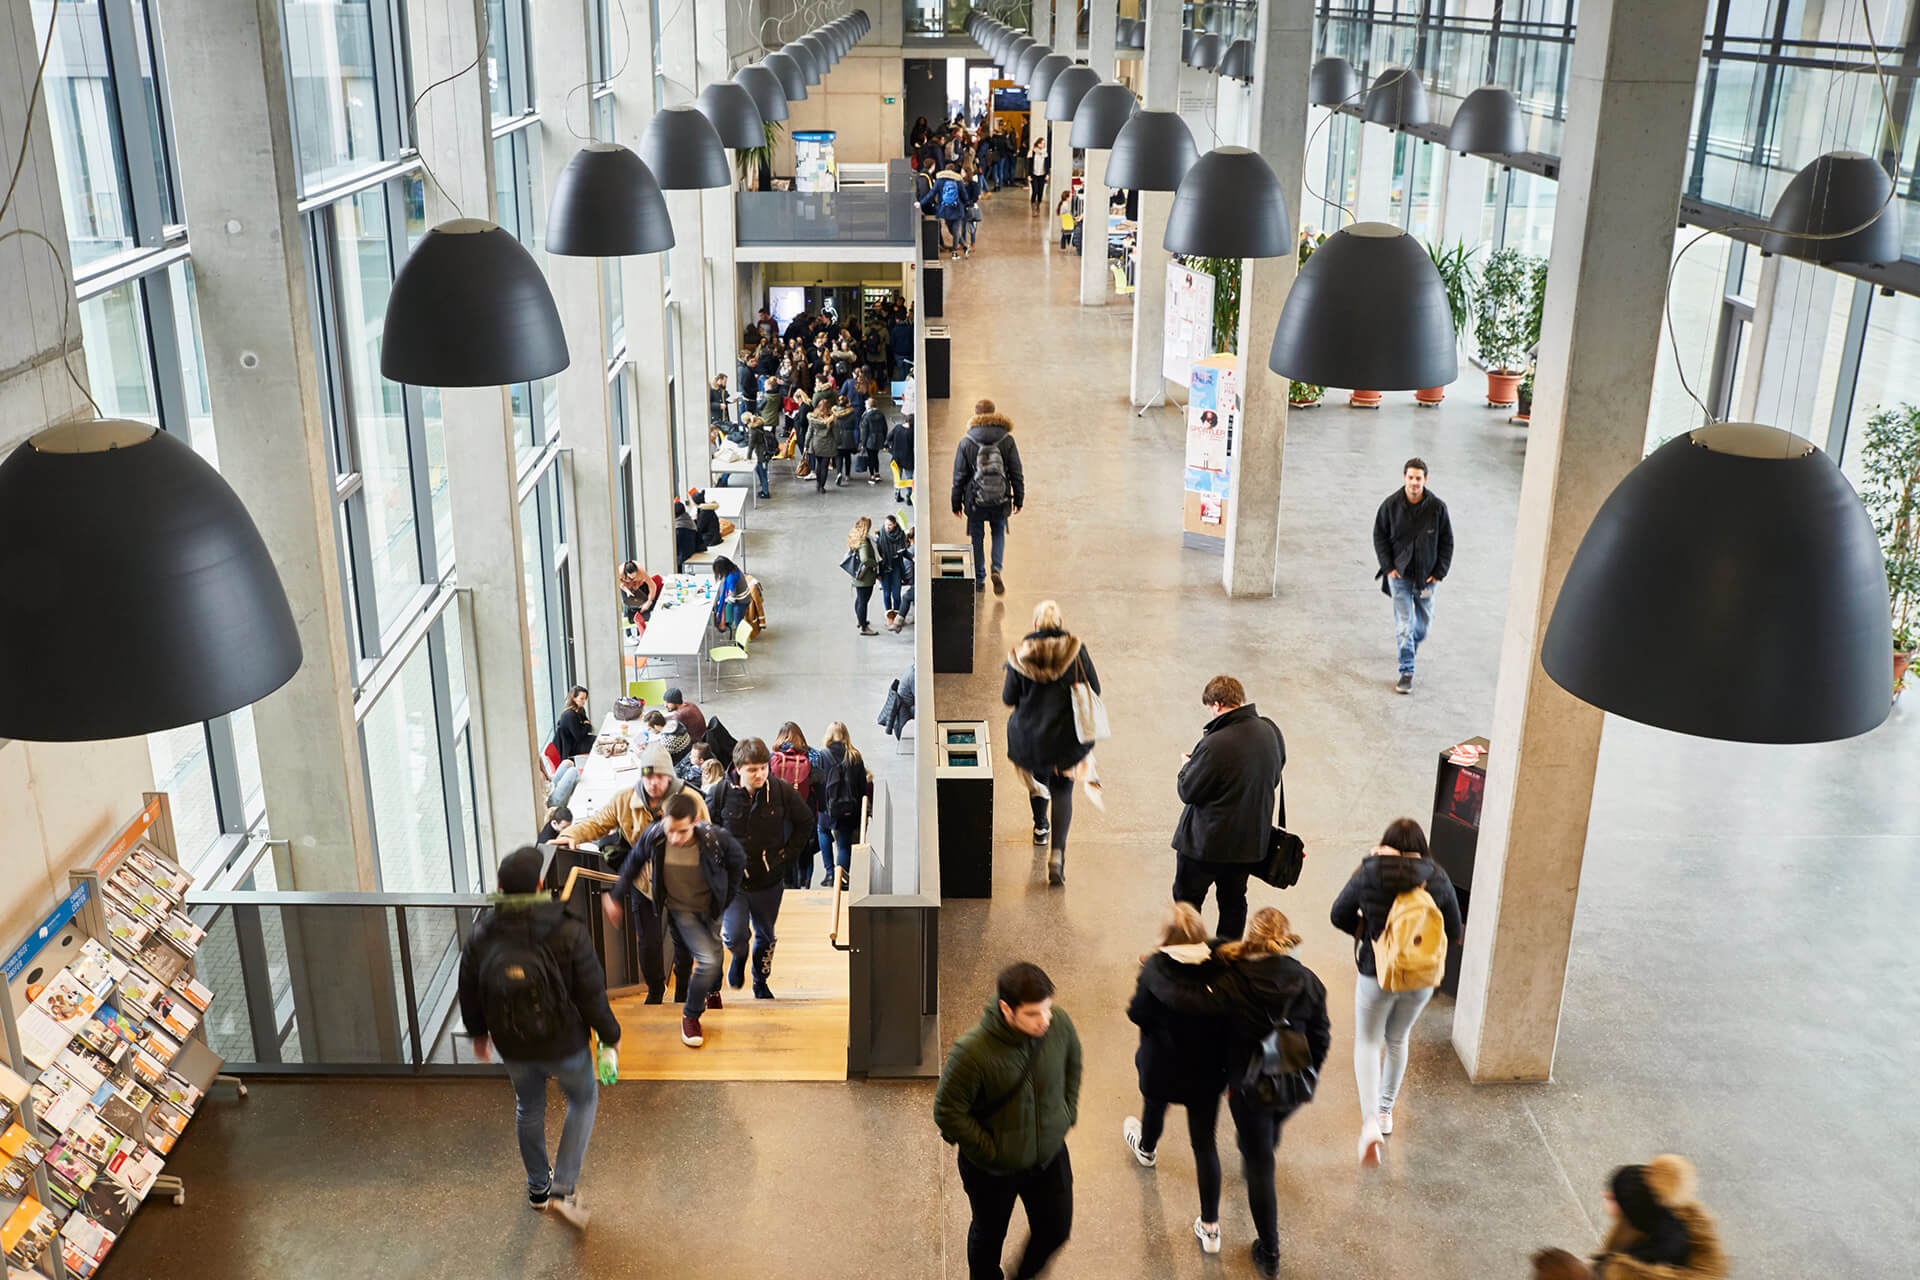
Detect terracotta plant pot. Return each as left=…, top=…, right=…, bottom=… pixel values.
left=1896, top=650, right=1914, bottom=697
left=1414, top=386, right=1446, bottom=405
left=1348, top=389, right=1382, bottom=409
left=1486, top=369, right=1523, bottom=407
left=1289, top=397, right=1322, bottom=409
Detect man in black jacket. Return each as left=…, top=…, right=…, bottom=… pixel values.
left=951, top=399, right=1026, bottom=596
left=708, top=737, right=813, bottom=999
left=1171, top=675, right=1285, bottom=942
left=1372, top=457, right=1454, bottom=694
left=606, top=793, right=747, bottom=1048
left=887, top=414, right=915, bottom=503
left=458, top=846, right=621, bottom=1229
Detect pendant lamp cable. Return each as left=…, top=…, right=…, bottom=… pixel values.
left=1662, top=0, right=1898, bottom=434
left=563, top=0, right=635, bottom=141
left=405, top=0, right=496, bottom=219
left=0, top=0, right=103, bottom=422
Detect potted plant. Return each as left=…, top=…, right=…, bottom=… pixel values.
left=1289, top=378, right=1325, bottom=408
left=1860, top=403, right=1920, bottom=697
left=1416, top=240, right=1475, bottom=405
left=735, top=119, right=785, bottom=191
left=1515, top=367, right=1534, bottom=421
left=1473, top=247, right=1545, bottom=407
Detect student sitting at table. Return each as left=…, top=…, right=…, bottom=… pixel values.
left=710, top=556, right=749, bottom=636
left=619, top=561, right=661, bottom=624
left=674, top=502, right=701, bottom=571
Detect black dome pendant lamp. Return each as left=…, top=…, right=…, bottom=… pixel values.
left=734, top=64, right=790, bottom=123
left=696, top=81, right=766, bottom=149
left=1763, top=151, right=1904, bottom=266
left=1216, top=38, right=1254, bottom=82
left=1541, top=423, right=1893, bottom=743
left=1106, top=108, right=1200, bottom=190
left=639, top=104, right=733, bottom=189
left=1189, top=32, right=1223, bottom=70
left=1070, top=82, right=1138, bottom=150
left=1364, top=65, right=1429, bottom=126
left=1308, top=56, right=1360, bottom=105
left=763, top=50, right=808, bottom=100
left=1268, top=221, right=1457, bottom=390
left=1030, top=53, right=1074, bottom=101
left=782, top=41, right=822, bottom=85
left=1165, top=147, right=1291, bottom=258
left=1448, top=84, right=1527, bottom=154
left=546, top=144, right=675, bottom=256
left=0, top=420, right=301, bottom=741
left=1046, top=65, right=1101, bottom=122
left=383, top=219, right=569, bottom=385
left=1014, top=42, right=1049, bottom=83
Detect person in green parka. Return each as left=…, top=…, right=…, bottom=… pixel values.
left=933, top=962, right=1082, bottom=1280
left=847, top=516, right=881, bottom=636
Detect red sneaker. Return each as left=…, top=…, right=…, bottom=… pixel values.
left=706, top=991, right=723, bottom=1011
left=681, top=1017, right=704, bottom=1047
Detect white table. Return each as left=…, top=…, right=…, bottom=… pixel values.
left=712, top=459, right=760, bottom=509
left=684, top=529, right=744, bottom=575
left=704, top=486, right=747, bottom=520
left=626, top=575, right=717, bottom=698
left=568, top=713, right=647, bottom=821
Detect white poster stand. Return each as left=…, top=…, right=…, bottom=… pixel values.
left=1163, top=262, right=1216, bottom=387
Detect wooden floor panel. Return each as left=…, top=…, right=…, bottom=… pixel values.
left=608, top=890, right=850, bottom=1082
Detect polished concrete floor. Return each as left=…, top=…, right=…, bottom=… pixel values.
left=110, top=196, right=1918, bottom=1277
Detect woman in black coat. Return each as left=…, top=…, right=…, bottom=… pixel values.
left=1001, top=599, right=1100, bottom=886
left=1124, top=902, right=1230, bottom=1256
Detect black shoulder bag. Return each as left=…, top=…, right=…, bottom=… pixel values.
left=1254, top=718, right=1305, bottom=889
left=1238, top=1013, right=1318, bottom=1109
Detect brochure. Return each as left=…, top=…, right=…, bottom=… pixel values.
left=42, top=1138, right=96, bottom=1191
left=64, top=1112, right=123, bottom=1168
left=148, top=1102, right=188, bottom=1138
left=128, top=1050, right=166, bottom=1088
left=58, top=1213, right=115, bottom=1277
left=157, top=1074, right=200, bottom=1113
left=109, top=873, right=174, bottom=921
left=97, top=1096, right=143, bottom=1144
left=134, top=940, right=188, bottom=986
left=102, top=1143, right=160, bottom=1199
left=0, top=1099, right=11, bottom=1134
left=102, top=909, right=152, bottom=959
left=28, top=1075, right=85, bottom=1135
left=169, top=974, right=213, bottom=1013
left=115, top=968, right=167, bottom=1022
left=33, top=970, right=103, bottom=1037
left=137, top=1024, right=180, bottom=1065
left=75, top=1018, right=129, bottom=1065
left=82, top=1178, right=137, bottom=1234
left=0, top=1123, right=48, bottom=1167
left=160, top=913, right=205, bottom=953
left=0, top=1199, right=56, bottom=1269
left=52, top=1049, right=108, bottom=1097
left=150, top=995, right=198, bottom=1042
left=127, top=845, right=193, bottom=898
left=145, top=1127, right=175, bottom=1156
left=111, top=1078, right=153, bottom=1115
left=67, top=953, right=114, bottom=1000
left=0, top=1160, right=30, bottom=1200
left=44, top=1168, right=84, bottom=1216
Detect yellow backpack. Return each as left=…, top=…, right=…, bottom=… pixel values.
left=1370, top=885, right=1447, bottom=992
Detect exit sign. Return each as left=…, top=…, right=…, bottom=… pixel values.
left=882, top=95, right=897, bottom=104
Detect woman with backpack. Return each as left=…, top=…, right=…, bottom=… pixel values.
left=1217, top=908, right=1331, bottom=1279
left=709, top=555, right=749, bottom=638
left=1123, top=902, right=1231, bottom=1257
left=819, top=721, right=869, bottom=891
left=1329, top=817, right=1464, bottom=1168
left=1001, top=599, right=1099, bottom=887
left=773, top=722, right=836, bottom=888
left=875, top=514, right=912, bottom=630
left=846, top=517, right=881, bottom=636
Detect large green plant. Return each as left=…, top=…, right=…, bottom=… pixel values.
left=1473, top=246, right=1546, bottom=373
left=735, top=119, right=785, bottom=191
left=1860, top=403, right=1920, bottom=658
left=1424, top=240, right=1475, bottom=342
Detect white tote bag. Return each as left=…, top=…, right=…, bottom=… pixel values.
left=1069, top=654, right=1111, bottom=744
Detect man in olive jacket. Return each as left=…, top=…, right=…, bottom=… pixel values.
left=934, top=962, right=1082, bottom=1280
left=1171, top=674, right=1286, bottom=943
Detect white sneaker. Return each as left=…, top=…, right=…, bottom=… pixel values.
left=1122, top=1116, right=1156, bottom=1167
left=549, top=1192, right=590, bottom=1229
left=1359, top=1123, right=1385, bottom=1168
left=1377, top=1111, right=1393, bottom=1135
left=1193, top=1219, right=1222, bottom=1255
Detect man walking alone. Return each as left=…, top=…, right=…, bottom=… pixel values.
left=1373, top=457, right=1454, bottom=693
left=951, top=398, right=1025, bottom=596
left=1171, top=676, right=1285, bottom=943
left=935, top=962, right=1082, bottom=1280
left=459, top=846, right=621, bottom=1230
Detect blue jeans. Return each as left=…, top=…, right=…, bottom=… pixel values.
left=816, top=817, right=837, bottom=883
left=547, top=760, right=579, bottom=807
left=503, top=1045, right=598, bottom=1198
left=967, top=510, right=1007, bottom=581
left=833, top=816, right=858, bottom=872
left=722, top=884, right=785, bottom=987
left=666, top=908, right=725, bottom=1021
left=755, top=460, right=770, bottom=497
left=1388, top=575, right=1436, bottom=676
left=881, top=564, right=905, bottom=612
left=943, top=216, right=963, bottom=248
left=1353, top=973, right=1435, bottom=1118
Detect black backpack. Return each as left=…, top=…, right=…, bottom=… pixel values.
left=478, top=916, right=572, bottom=1051
left=1237, top=1013, right=1318, bottom=1109
left=968, top=436, right=1011, bottom=510
left=824, top=753, right=862, bottom=821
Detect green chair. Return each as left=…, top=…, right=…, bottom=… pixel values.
left=708, top=620, right=753, bottom=690
left=626, top=678, right=668, bottom=707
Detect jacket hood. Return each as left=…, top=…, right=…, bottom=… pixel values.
left=1159, top=942, right=1212, bottom=964
left=1008, top=627, right=1082, bottom=682
left=1231, top=950, right=1316, bottom=1006
left=967, top=413, right=1013, bottom=437
left=1369, top=852, right=1437, bottom=895
left=1140, top=946, right=1222, bottom=1006
left=935, top=168, right=964, bottom=180
left=486, top=895, right=568, bottom=934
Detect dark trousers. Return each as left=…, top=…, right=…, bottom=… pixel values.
left=722, top=883, right=784, bottom=987
left=1227, top=1092, right=1294, bottom=1256
left=1029, top=174, right=1046, bottom=206
left=1172, top=857, right=1253, bottom=942
left=1140, top=1092, right=1222, bottom=1222
left=811, top=452, right=833, bottom=491
left=1028, top=770, right=1074, bottom=853
left=957, top=1147, right=1073, bottom=1280
left=854, top=583, right=875, bottom=627
left=632, top=893, right=668, bottom=998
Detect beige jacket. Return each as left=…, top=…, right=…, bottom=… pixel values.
left=568, top=782, right=710, bottom=898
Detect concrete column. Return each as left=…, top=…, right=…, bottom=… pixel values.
left=660, top=20, right=713, bottom=490
left=1451, top=0, right=1715, bottom=1083
left=612, top=0, right=678, bottom=577
left=1127, top=0, right=1181, bottom=404
left=1079, top=0, right=1117, bottom=305
left=404, top=0, right=547, bottom=852
left=156, top=0, right=375, bottom=892
left=1437, top=148, right=1493, bottom=249
left=1220, top=0, right=1310, bottom=598
left=536, top=0, right=623, bottom=708
left=1735, top=254, right=1840, bottom=425
left=1032, top=0, right=1052, bottom=51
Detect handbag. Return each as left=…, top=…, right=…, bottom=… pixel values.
left=612, top=696, right=644, bottom=721
left=1237, top=1013, right=1318, bottom=1110
left=839, top=547, right=864, bottom=579
left=1253, top=826, right=1306, bottom=889
left=1068, top=654, right=1111, bottom=744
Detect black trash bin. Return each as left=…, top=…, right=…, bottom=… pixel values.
left=1430, top=736, right=1488, bottom=998
left=937, top=720, right=995, bottom=897
left=930, top=543, right=974, bottom=672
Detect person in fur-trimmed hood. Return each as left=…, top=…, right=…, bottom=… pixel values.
left=951, top=399, right=1025, bottom=594
left=1002, top=600, right=1101, bottom=886
left=1533, top=1155, right=1728, bottom=1280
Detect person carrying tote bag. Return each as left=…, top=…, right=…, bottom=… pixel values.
left=1001, top=600, right=1105, bottom=887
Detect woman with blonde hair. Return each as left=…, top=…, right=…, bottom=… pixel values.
left=1002, top=599, right=1102, bottom=886
left=818, top=721, right=869, bottom=891
left=1219, top=908, right=1330, bottom=1279
left=1124, top=902, right=1231, bottom=1256
left=846, top=517, right=881, bottom=636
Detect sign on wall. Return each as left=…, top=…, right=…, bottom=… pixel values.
left=1163, top=262, right=1216, bottom=387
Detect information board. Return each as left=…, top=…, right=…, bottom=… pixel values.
left=1163, top=262, right=1216, bottom=387
left=1182, top=355, right=1240, bottom=551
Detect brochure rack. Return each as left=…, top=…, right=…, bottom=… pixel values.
left=0, top=794, right=239, bottom=1276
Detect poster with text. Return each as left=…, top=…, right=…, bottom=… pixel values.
left=1163, top=263, right=1216, bottom=386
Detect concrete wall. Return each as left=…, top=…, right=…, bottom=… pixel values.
left=780, top=51, right=906, bottom=171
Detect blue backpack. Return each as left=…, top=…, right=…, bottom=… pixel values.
left=936, top=177, right=964, bottom=220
